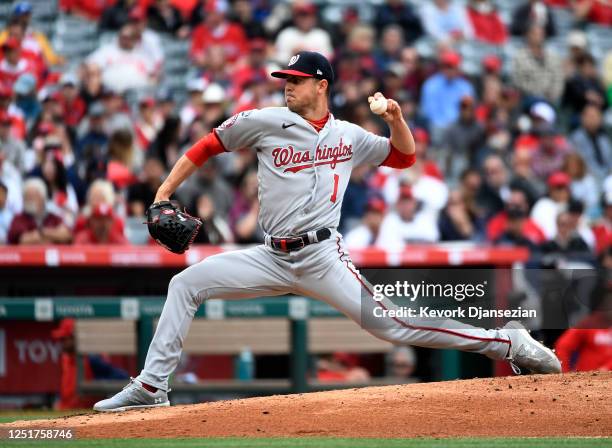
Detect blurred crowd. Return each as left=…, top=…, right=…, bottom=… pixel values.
left=0, top=0, right=610, bottom=267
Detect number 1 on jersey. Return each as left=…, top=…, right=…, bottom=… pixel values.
left=330, top=173, right=339, bottom=203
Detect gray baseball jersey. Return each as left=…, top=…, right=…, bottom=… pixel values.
left=135, top=106, right=514, bottom=392
left=215, top=107, right=390, bottom=236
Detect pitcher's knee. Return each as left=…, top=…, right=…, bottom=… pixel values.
left=169, top=272, right=185, bottom=291
left=168, top=270, right=198, bottom=299
left=168, top=264, right=214, bottom=304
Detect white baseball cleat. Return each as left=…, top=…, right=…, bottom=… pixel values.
left=93, top=378, right=170, bottom=412
left=502, top=321, right=562, bottom=374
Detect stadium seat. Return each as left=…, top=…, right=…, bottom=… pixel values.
left=587, top=24, right=612, bottom=60
left=551, top=7, right=576, bottom=36
left=160, top=37, right=190, bottom=57
left=0, top=3, right=14, bottom=21
left=53, top=13, right=100, bottom=61
left=30, top=1, right=58, bottom=21
left=458, top=40, right=505, bottom=76
left=414, top=36, right=437, bottom=59
left=546, top=36, right=569, bottom=59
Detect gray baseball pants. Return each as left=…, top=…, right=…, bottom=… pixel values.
left=138, top=233, right=511, bottom=391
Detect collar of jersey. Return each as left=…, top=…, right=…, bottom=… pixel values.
left=287, top=108, right=335, bottom=133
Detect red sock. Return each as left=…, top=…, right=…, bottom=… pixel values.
left=141, top=382, right=158, bottom=393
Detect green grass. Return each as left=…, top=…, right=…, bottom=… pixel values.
left=1, top=413, right=609, bottom=447
left=1, top=438, right=610, bottom=448
left=0, top=410, right=86, bottom=423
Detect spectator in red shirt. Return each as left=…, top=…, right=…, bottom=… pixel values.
left=51, top=318, right=129, bottom=410
left=592, top=191, right=612, bottom=255
left=56, top=73, right=87, bottom=130
left=52, top=318, right=97, bottom=410
left=555, top=327, right=612, bottom=371
left=1, top=2, right=64, bottom=67
left=74, top=179, right=125, bottom=236
left=164, top=0, right=199, bottom=20
left=546, top=0, right=569, bottom=6
left=316, top=352, right=370, bottom=384
left=487, top=188, right=546, bottom=244
left=60, top=0, right=117, bottom=21
left=8, top=177, right=72, bottom=245
left=106, top=128, right=139, bottom=189
left=555, top=294, right=612, bottom=372
left=2, top=19, right=47, bottom=80
left=190, top=0, right=248, bottom=68
left=0, top=37, right=39, bottom=87
left=74, top=203, right=129, bottom=244
left=232, top=38, right=268, bottom=100
left=413, top=128, right=443, bottom=181
left=466, top=0, right=508, bottom=45
left=573, top=0, right=612, bottom=26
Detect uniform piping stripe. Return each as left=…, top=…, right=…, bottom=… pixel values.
left=335, top=238, right=510, bottom=345
left=212, top=128, right=229, bottom=152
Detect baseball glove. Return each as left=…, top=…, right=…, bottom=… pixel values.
left=146, top=201, right=202, bottom=254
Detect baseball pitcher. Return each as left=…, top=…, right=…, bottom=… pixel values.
left=94, top=52, right=561, bottom=412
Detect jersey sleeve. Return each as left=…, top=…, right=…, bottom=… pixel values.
left=214, top=109, right=262, bottom=152
left=351, top=124, right=391, bottom=167
left=184, top=131, right=226, bottom=167
left=380, top=143, right=416, bottom=169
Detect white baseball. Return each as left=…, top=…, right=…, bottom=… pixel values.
left=369, top=96, right=387, bottom=115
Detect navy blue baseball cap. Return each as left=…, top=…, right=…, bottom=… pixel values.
left=271, top=51, right=334, bottom=84
left=12, top=1, right=32, bottom=16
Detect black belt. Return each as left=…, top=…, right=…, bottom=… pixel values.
left=268, top=228, right=332, bottom=252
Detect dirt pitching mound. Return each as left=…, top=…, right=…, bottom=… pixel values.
left=4, top=372, right=611, bottom=438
